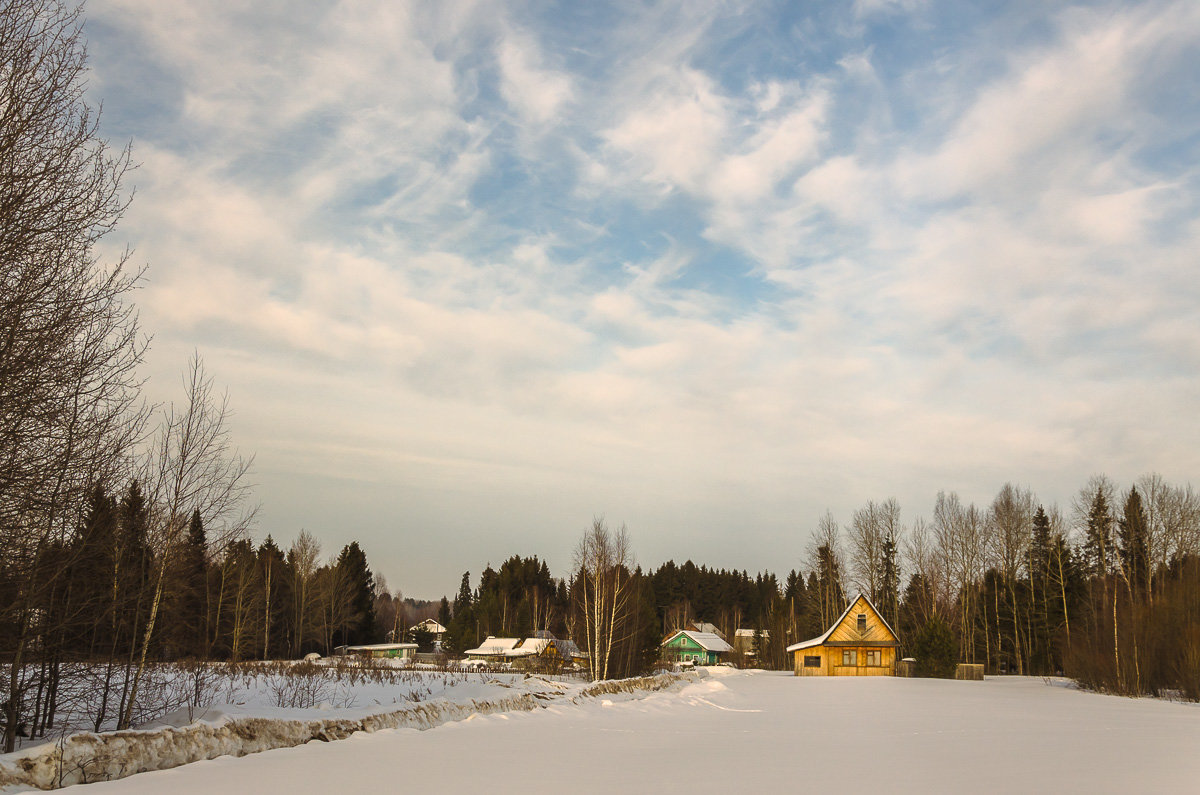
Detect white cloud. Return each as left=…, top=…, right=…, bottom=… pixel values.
left=497, top=29, right=573, bottom=125
left=85, top=0, right=1200, bottom=594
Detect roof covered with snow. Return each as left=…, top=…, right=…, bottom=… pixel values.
left=464, top=637, right=521, bottom=656
left=664, top=630, right=733, bottom=653
left=735, top=628, right=769, bottom=638
left=505, top=637, right=552, bottom=657
left=686, top=621, right=725, bottom=638
left=343, top=643, right=418, bottom=651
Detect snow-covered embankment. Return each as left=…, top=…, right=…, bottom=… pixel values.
left=0, top=671, right=696, bottom=791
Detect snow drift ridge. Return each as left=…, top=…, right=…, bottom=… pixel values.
left=0, top=671, right=697, bottom=790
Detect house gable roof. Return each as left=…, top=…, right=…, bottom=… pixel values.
left=785, top=593, right=899, bottom=653
left=505, top=636, right=553, bottom=657
left=343, top=643, right=418, bottom=652
left=464, top=636, right=521, bottom=655
left=663, top=629, right=733, bottom=653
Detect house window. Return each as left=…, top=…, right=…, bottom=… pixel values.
left=804, top=656, right=821, bottom=668
left=865, top=650, right=882, bottom=666
left=857, top=614, right=867, bottom=633
left=842, top=649, right=857, bottom=666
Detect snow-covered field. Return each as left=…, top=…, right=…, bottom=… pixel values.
left=41, top=669, right=1200, bottom=794
left=1, top=662, right=618, bottom=789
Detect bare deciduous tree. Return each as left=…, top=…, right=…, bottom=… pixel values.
left=573, top=518, right=634, bottom=682
left=119, top=355, right=255, bottom=729
left=903, top=515, right=949, bottom=623
left=1137, top=473, right=1200, bottom=594
left=289, top=529, right=321, bottom=656
left=807, top=511, right=846, bottom=628
left=0, top=0, right=146, bottom=752
left=847, top=497, right=902, bottom=604
left=932, top=491, right=985, bottom=663
left=987, top=483, right=1035, bottom=673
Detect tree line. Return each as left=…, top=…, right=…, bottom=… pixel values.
left=437, top=521, right=662, bottom=682
left=430, top=478, right=1200, bottom=700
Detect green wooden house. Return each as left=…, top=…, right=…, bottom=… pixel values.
left=661, top=629, right=733, bottom=666
left=336, top=642, right=418, bottom=660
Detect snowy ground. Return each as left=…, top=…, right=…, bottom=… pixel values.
left=0, top=662, right=609, bottom=790
left=51, top=669, right=1200, bottom=794
left=6, top=660, right=558, bottom=749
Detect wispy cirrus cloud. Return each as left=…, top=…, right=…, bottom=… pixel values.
left=86, top=0, right=1200, bottom=594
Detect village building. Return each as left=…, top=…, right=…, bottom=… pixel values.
left=463, top=632, right=583, bottom=671
left=661, top=630, right=733, bottom=666
left=505, top=633, right=565, bottom=672
left=334, top=642, right=418, bottom=660
left=786, top=593, right=899, bottom=676
left=684, top=621, right=726, bottom=640
left=464, top=637, right=522, bottom=662
left=408, top=618, right=448, bottom=651
left=733, top=628, right=768, bottom=660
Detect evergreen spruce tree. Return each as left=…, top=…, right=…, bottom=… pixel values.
left=1084, top=490, right=1114, bottom=578
left=879, top=534, right=900, bottom=631
left=1118, top=487, right=1150, bottom=599
left=443, top=571, right=475, bottom=654
left=814, top=544, right=845, bottom=628
left=335, top=542, right=377, bottom=645
left=171, top=509, right=209, bottom=658
left=1030, top=507, right=1052, bottom=593
left=257, top=536, right=287, bottom=659
left=913, top=616, right=957, bottom=678
left=73, top=485, right=119, bottom=655
left=117, top=480, right=152, bottom=656
left=1028, top=506, right=1054, bottom=672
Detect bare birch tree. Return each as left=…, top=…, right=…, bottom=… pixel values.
left=289, top=530, right=321, bottom=656
left=847, top=498, right=902, bottom=603
left=987, top=483, right=1035, bottom=673
left=119, top=355, right=255, bottom=728
left=903, top=515, right=949, bottom=622
left=1136, top=473, right=1200, bottom=593
left=807, top=511, right=846, bottom=628
left=932, top=492, right=985, bottom=663
left=573, top=518, right=634, bottom=682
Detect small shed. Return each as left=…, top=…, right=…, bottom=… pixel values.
left=785, top=593, right=899, bottom=676
left=661, top=630, right=733, bottom=666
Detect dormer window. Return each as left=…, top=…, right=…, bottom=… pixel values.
left=857, top=614, right=867, bottom=633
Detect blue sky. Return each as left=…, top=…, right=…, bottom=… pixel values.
left=85, top=0, right=1200, bottom=597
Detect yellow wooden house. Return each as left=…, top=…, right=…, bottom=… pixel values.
left=787, top=593, right=899, bottom=676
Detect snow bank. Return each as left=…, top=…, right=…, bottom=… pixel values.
left=573, top=670, right=699, bottom=701
left=0, top=671, right=698, bottom=791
